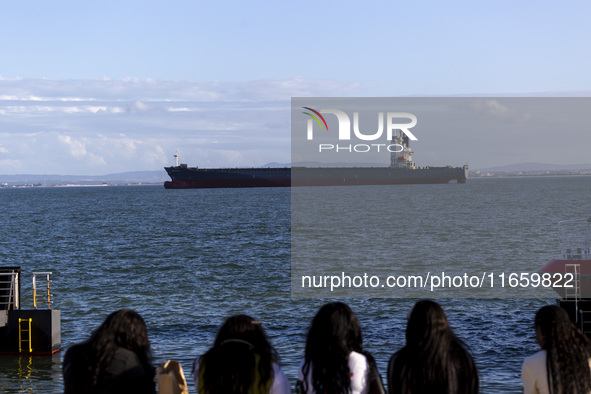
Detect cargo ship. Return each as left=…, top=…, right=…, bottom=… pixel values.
left=164, top=131, right=468, bottom=189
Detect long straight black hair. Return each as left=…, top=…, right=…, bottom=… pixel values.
left=388, top=300, right=478, bottom=394
left=301, top=302, right=363, bottom=394
left=197, top=314, right=278, bottom=394
left=535, top=305, right=591, bottom=394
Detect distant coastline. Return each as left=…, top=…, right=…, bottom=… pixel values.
left=2, top=165, right=591, bottom=188
left=0, top=182, right=162, bottom=188
left=0, top=170, right=165, bottom=188
left=471, top=169, right=591, bottom=178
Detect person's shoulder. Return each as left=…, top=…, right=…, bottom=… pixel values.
left=63, top=342, right=93, bottom=393
left=298, top=357, right=306, bottom=369
left=271, top=362, right=291, bottom=394
left=349, top=350, right=369, bottom=369
left=65, top=341, right=89, bottom=354
left=193, top=356, right=200, bottom=375
left=114, top=347, right=140, bottom=359
left=297, top=357, right=306, bottom=380
left=350, top=350, right=367, bottom=362
left=106, top=347, right=146, bottom=377
left=522, top=349, right=547, bottom=380
left=524, top=350, right=546, bottom=363
left=64, top=342, right=90, bottom=364
left=387, top=348, right=405, bottom=370
left=115, top=347, right=143, bottom=363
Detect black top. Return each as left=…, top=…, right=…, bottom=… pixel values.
left=63, top=343, right=155, bottom=394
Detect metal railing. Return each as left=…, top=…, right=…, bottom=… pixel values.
left=33, top=272, right=53, bottom=310
left=558, top=217, right=591, bottom=260
left=564, top=264, right=581, bottom=300
left=0, top=270, right=20, bottom=310
left=564, top=264, right=581, bottom=323
left=580, top=310, right=591, bottom=336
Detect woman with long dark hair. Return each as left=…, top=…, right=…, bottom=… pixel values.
left=193, top=314, right=290, bottom=394
left=298, top=302, right=384, bottom=394
left=63, top=308, right=155, bottom=393
left=522, top=305, right=591, bottom=394
left=387, top=300, right=478, bottom=394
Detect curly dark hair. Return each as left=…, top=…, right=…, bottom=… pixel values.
left=197, top=314, right=278, bottom=394
left=535, top=305, right=591, bottom=394
left=388, top=300, right=478, bottom=394
left=301, top=302, right=363, bottom=394
left=63, top=308, right=155, bottom=393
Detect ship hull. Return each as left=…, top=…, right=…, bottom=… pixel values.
left=164, top=167, right=291, bottom=189
left=539, top=258, right=591, bottom=298
left=164, top=166, right=468, bottom=189
left=164, top=178, right=290, bottom=189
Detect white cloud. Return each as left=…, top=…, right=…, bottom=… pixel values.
left=0, top=77, right=362, bottom=103
left=484, top=100, right=509, bottom=117
left=86, top=106, right=107, bottom=113
left=97, top=134, right=138, bottom=154
left=88, top=153, right=107, bottom=166
left=218, top=150, right=249, bottom=166
left=0, top=159, right=22, bottom=170
left=1, top=78, right=590, bottom=175
left=471, top=99, right=531, bottom=122
left=141, top=144, right=166, bottom=165
left=58, top=135, right=87, bottom=157
left=132, top=101, right=153, bottom=113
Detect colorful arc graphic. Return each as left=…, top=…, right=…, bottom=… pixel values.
left=302, top=107, right=329, bottom=131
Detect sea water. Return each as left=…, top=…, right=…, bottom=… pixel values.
left=0, top=176, right=590, bottom=393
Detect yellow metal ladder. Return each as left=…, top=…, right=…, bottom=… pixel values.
left=18, top=318, right=32, bottom=353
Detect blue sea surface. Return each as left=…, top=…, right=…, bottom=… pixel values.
left=0, top=176, right=590, bottom=393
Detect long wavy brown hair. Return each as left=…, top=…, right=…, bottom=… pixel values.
left=64, top=308, right=155, bottom=393
left=197, top=314, right=278, bottom=394
left=535, top=305, right=591, bottom=394
left=388, top=300, right=478, bottom=394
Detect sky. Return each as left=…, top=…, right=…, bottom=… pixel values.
left=1, top=1, right=591, bottom=175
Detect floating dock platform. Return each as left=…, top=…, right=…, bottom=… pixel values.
left=0, top=267, right=61, bottom=355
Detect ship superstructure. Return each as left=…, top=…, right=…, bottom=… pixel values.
left=391, top=130, right=416, bottom=169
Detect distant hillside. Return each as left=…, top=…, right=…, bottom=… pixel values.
left=471, top=162, right=591, bottom=178
left=0, top=170, right=164, bottom=186
left=475, top=162, right=591, bottom=172
left=261, top=162, right=291, bottom=168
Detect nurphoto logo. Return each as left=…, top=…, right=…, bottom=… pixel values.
left=302, top=107, right=418, bottom=153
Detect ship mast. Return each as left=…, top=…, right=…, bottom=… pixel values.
left=174, top=152, right=179, bottom=167
left=390, top=129, right=416, bottom=169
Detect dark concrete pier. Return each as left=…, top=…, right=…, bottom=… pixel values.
left=0, top=267, right=61, bottom=355
left=557, top=298, right=591, bottom=337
